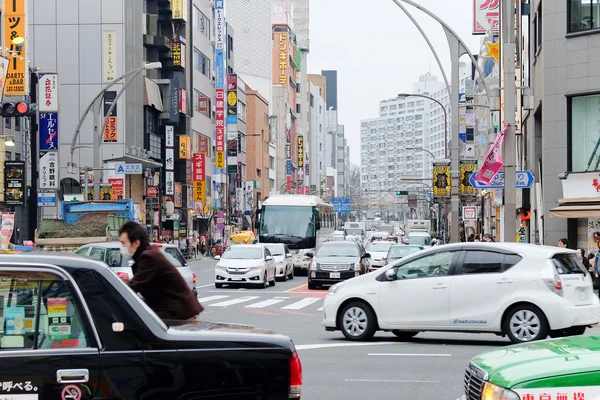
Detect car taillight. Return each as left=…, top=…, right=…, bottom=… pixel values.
left=193, top=273, right=197, bottom=283
left=117, top=272, right=129, bottom=282
left=542, top=260, right=563, bottom=297
left=289, top=350, right=302, bottom=399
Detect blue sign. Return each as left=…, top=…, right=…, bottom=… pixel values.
left=227, top=115, right=237, bottom=125
left=115, top=163, right=143, bottom=175
left=39, top=113, right=58, bottom=151
left=333, top=205, right=351, bottom=213
left=331, top=197, right=350, bottom=205
left=286, top=160, right=292, bottom=175
left=459, top=133, right=467, bottom=143
left=216, top=222, right=224, bottom=230
left=37, top=192, right=56, bottom=207
left=215, top=51, right=224, bottom=88
left=516, top=170, right=534, bottom=188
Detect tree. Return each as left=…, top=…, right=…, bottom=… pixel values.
left=348, top=164, right=361, bottom=193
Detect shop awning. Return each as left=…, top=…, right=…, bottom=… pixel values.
left=550, top=197, right=600, bottom=218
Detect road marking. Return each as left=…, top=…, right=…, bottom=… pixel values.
left=196, top=283, right=216, bottom=288
left=208, top=296, right=260, bottom=307
left=345, top=379, right=441, bottom=384
left=368, top=353, right=452, bottom=357
left=285, top=283, right=308, bottom=292
left=246, top=298, right=287, bottom=308
left=197, top=295, right=229, bottom=302
left=281, top=298, right=321, bottom=310
left=295, top=342, right=397, bottom=350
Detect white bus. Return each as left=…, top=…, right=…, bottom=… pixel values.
left=257, top=195, right=335, bottom=273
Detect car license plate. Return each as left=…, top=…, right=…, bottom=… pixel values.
left=578, top=287, right=589, bottom=301
left=330, top=272, right=341, bottom=279
left=231, top=277, right=243, bottom=281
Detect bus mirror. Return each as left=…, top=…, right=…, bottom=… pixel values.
left=254, top=219, right=260, bottom=230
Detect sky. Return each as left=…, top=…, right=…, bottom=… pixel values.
left=307, top=0, right=483, bottom=166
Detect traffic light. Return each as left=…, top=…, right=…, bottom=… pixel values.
left=395, top=190, right=408, bottom=196
left=0, top=101, right=37, bottom=117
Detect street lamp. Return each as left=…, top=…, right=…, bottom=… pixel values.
left=399, top=93, right=448, bottom=159
left=406, top=147, right=435, bottom=159
left=69, top=62, right=162, bottom=199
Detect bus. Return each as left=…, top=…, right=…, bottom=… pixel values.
left=257, top=195, right=335, bottom=273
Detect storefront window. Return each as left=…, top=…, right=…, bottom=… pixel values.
left=571, top=94, right=600, bottom=172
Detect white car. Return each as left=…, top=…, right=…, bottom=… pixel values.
left=263, top=243, right=294, bottom=281
left=365, top=241, right=394, bottom=270
left=214, top=244, right=276, bottom=289
left=322, top=243, right=600, bottom=343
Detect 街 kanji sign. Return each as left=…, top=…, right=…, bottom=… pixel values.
left=4, top=0, right=27, bottom=95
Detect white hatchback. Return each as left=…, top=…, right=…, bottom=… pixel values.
left=263, top=243, right=294, bottom=281
left=322, top=243, right=600, bottom=343
left=214, top=244, right=276, bottom=289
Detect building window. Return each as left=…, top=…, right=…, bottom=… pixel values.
left=193, top=48, right=210, bottom=77
left=149, top=133, right=162, bottom=159
left=227, top=35, right=233, bottom=59
left=238, top=101, right=246, bottom=122
left=534, top=4, right=542, bottom=56
left=194, top=90, right=211, bottom=118
left=4, top=119, right=9, bottom=129
left=5, top=152, right=10, bottom=160
left=15, top=153, right=20, bottom=160
left=569, top=0, right=600, bottom=33
left=570, top=94, right=600, bottom=172
left=193, top=6, right=210, bottom=39
left=269, top=156, right=275, bottom=169
left=256, top=169, right=261, bottom=178
left=14, top=117, right=20, bottom=131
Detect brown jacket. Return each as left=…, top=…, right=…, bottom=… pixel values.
left=130, top=245, right=204, bottom=320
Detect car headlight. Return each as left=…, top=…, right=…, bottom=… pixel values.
left=481, top=382, right=520, bottom=400
left=354, top=261, right=361, bottom=271
left=216, top=266, right=226, bottom=271
left=249, top=266, right=262, bottom=271
left=328, top=282, right=344, bottom=295
left=310, top=261, right=317, bottom=271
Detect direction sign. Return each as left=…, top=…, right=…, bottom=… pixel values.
left=515, top=170, right=534, bottom=189
left=469, top=170, right=535, bottom=189
left=115, top=163, right=143, bottom=175
left=331, top=197, right=350, bottom=205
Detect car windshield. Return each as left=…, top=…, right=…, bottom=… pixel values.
left=408, top=235, right=431, bottom=246
left=366, top=242, right=392, bottom=252
left=388, top=246, right=421, bottom=259
left=317, top=244, right=359, bottom=258
left=263, top=245, right=283, bottom=256
left=105, top=247, right=184, bottom=268
left=260, top=205, right=316, bottom=238
left=222, top=247, right=262, bottom=259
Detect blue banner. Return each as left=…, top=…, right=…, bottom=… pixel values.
left=286, top=160, right=292, bottom=175
left=39, top=113, right=58, bottom=151
left=216, top=50, right=224, bottom=89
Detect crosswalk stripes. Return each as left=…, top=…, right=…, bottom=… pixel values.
left=198, top=294, right=323, bottom=312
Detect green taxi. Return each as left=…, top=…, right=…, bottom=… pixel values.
left=461, top=335, right=600, bottom=400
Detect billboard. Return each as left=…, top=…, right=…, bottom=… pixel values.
left=432, top=162, right=451, bottom=202
left=473, top=0, right=499, bottom=35
left=3, top=0, right=27, bottom=95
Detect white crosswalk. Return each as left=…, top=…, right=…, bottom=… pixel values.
left=198, top=294, right=324, bottom=312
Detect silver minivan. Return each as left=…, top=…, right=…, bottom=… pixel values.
left=75, top=242, right=197, bottom=295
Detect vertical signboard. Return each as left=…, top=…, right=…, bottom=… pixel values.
left=473, top=0, right=499, bottom=35
left=297, top=136, right=304, bottom=168
left=39, top=152, right=58, bottom=190
left=102, top=31, right=117, bottom=82
left=3, top=0, right=27, bottom=95
left=39, top=113, right=59, bottom=151
left=4, top=161, right=25, bottom=205
left=108, top=178, right=124, bottom=200
left=179, top=135, right=190, bottom=159
left=459, top=161, right=478, bottom=197
left=103, top=91, right=118, bottom=142
left=38, top=73, right=59, bottom=113
left=215, top=0, right=226, bottom=172
left=277, top=31, right=288, bottom=85
left=198, top=135, right=209, bottom=156
left=285, top=129, right=292, bottom=190
left=226, top=74, right=238, bottom=126
left=215, top=89, right=225, bottom=168
left=193, top=153, right=206, bottom=205
left=432, top=161, right=451, bottom=203
left=165, top=126, right=175, bottom=195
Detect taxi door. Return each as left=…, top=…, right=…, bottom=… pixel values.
left=0, top=267, right=100, bottom=400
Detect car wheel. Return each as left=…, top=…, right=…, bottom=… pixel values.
left=391, top=330, right=418, bottom=340
left=259, top=273, right=268, bottom=289
left=308, top=280, right=318, bottom=290
left=339, top=301, right=376, bottom=341
left=269, top=272, right=276, bottom=286
left=215, top=283, right=223, bottom=289
left=503, top=304, right=549, bottom=343
left=550, top=326, right=587, bottom=338
left=288, top=267, right=294, bottom=280
left=282, top=268, right=288, bottom=282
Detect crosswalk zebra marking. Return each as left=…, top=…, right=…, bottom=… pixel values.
left=245, top=298, right=287, bottom=308
left=281, top=298, right=321, bottom=310
left=208, top=296, right=260, bottom=307
left=197, top=295, right=230, bottom=303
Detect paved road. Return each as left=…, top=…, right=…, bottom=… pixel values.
left=189, top=258, right=600, bottom=399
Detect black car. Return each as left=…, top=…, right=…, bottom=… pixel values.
left=0, top=253, right=302, bottom=399
left=306, top=241, right=371, bottom=289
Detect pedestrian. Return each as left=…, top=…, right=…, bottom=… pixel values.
left=558, top=238, right=569, bottom=248
left=577, top=247, right=591, bottom=271
left=467, top=234, right=475, bottom=242
left=119, top=221, right=204, bottom=321
left=482, top=234, right=493, bottom=242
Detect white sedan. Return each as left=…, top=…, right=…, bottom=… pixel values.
left=263, top=243, right=294, bottom=281
left=322, top=243, right=600, bottom=343
left=214, top=244, right=276, bottom=289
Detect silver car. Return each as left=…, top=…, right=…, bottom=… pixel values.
left=75, top=242, right=197, bottom=295
left=263, top=243, right=294, bottom=281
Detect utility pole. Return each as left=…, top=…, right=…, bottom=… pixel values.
left=448, top=33, right=461, bottom=244
left=28, top=70, right=39, bottom=241
left=502, top=0, right=517, bottom=242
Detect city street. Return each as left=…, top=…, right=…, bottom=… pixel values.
left=191, top=258, right=581, bottom=399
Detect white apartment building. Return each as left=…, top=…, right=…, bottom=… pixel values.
left=308, top=80, right=327, bottom=195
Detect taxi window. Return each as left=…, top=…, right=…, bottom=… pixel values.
left=88, top=247, right=106, bottom=262
left=75, top=247, right=89, bottom=256
left=0, top=272, right=92, bottom=350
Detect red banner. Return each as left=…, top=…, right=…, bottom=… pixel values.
left=215, top=88, right=225, bottom=152
left=475, top=123, right=509, bottom=185
left=286, top=176, right=291, bottom=191
left=193, top=153, right=205, bottom=181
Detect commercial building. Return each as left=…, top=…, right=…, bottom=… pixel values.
left=307, top=75, right=327, bottom=196
left=245, top=87, right=271, bottom=206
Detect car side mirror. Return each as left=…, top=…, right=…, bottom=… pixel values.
left=363, top=253, right=371, bottom=259
left=385, top=269, right=396, bottom=281
left=305, top=252, right=314, bottom=258
left=286, top=253, right=292, bottom=258
left=266, top=256, right=273, bottom=262
left=316, top=221, right=321, bottom=230
left=214, top=255, right=221, bottom=261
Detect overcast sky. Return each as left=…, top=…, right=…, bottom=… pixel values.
left=308, top=0, right=482, bottom=165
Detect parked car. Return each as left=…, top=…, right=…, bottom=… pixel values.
left=76, top=242, right=197, bottom=295
left=306, top=241, right=371, bottom=290
left=365, top=241, right=394, bottom=270
left=386, top=244, right=424, bottom=263
left=0, top=252, right=302, bottom=399
left=322, top=243, right=600, bottom=342
left=214, top=244, right=277, bottom=288
left=460, top=335, right=600, bottom=400
left=263, top=243, right=294, bottom=281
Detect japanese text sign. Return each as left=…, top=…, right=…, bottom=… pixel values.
left=194, top=180, right=206, bottom=204
left=38, top=73, right=59, bottom=113
left=39, top=151, right=59, bottom=190
left=102, top=30, right=117, bottom=82
left=4, top=0, right=27, bottom=95
left=278, top=32, right=288, bottom=85
left=39, top=113, right=59, bottom=151
left=179, top=135, right=190, bottom=159
left=297, top=136, right=304, bottom=168
left=473, top=0, right=499, bottom=34
left=193, top=153, right=205, bottom=182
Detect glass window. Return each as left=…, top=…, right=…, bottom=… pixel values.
left=149, top=133, right=162, bottom=159
left=162, top=248, right=185, bottom=267
left=365, top=242, right=393, bottom=252
left=317, top=244, right=359, bottom=258
left=75, top=247, right=89, bottom=256
left=88, top=247, right=106, bottom=262
left=571, top=94, right=600, bottom=172
left=461, top=251, right=504, bottom=274
left=552, top=254, right=586, bottom=275
left=259, top=205, right=316, bottom=239
left=264, top=245, right=284, bottom=256
left=387, top=245, right=422, bottom=261
left=0, top=272, right=91, bottom=350
left=394, top=252, right=454, bottom=279
left=569, top=0, right=599, bottom=33
left=222, top=246, right=263, bottom=259
left=193, top=48, right=210, bottom=77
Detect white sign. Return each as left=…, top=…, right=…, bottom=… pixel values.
left=165, top=148, right=174, bottom=170
left=462, top=206, right=477, bottom=221
left=115, top=163, right=143, bottom=175
left=39, top=151, right=59, bottom=189
left=38, top=73, right=59, bottom=113
left=38, top=192, right=57, bottom=207
left=245, top=181, right=254, bottom=212
left=0, top=57, right=9, bottom=100
left=473, top=0, right=499, bottom=34
left=165, top=125, right=174, bottom=147
left=215, top=9, right=225, bottom=50
left=236, top=187, right=243, bottom=213
left=165, top=171, right=175, bottom=195
left=102, top=31, right=117, bottom=82
left=516, top=386, right=600, bottom=399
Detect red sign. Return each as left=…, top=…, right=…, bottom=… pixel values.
left=198, top=135, right=209, bottom=156
left=198, top=94, right=209, bottom=116
left=286, top=175, right=291, bottom=191
left=298, top=186, right=304, bottom=195
left=179, top=89, right=188, bottom=115
left=215, top=88, right=225, bottom=152
left=193, top=153, right=205, bottom=181
left=108, top=178, right=124, bottom=200
left=227, top=73, right=238, bottom=91
left=146, top=186, right=159, bottom=197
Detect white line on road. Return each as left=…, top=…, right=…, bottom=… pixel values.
left=208, top=296, right=260, bottom=307
left=197, top=295, right=229, bottom=302
left=245, top=298, right=287, bottom=308
left=345, top=379, right=441, bottom=384
left=281, top=298, right=321, bottom=310
left=295, top=342, right=398, bottom=351
left=368, top=353, right=452, bottom=357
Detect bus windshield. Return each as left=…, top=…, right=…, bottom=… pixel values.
left=259, top=206, right=316, bottom=246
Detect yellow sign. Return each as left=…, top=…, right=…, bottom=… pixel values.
left=216, top=151, right=225, bottom=169
left=171, top=0, right=183, bottom=19
left=297, top=136, right=304, bottom=168
left=227, top=91, right=237, bottom=107
left=203, top=199, right=211, bottom=214
left=433, top=164, right=451, bottom=198
left=4, top=0, right=27, bottom=95
left=172, top=42, right=182, bottom=67
left=279, top=33, right=288, bottom=85
left=194, top=181, right=206, bottom=204
left=179, top=135, right=190, bottom=159
left=484, top=40, right=500, bottom=63
left=459, top=162, right=478, bottom=196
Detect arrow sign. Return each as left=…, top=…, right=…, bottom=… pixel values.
left=515, top=170, right=534, bottom=188
left=469, top=170, right=535, bottom=189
